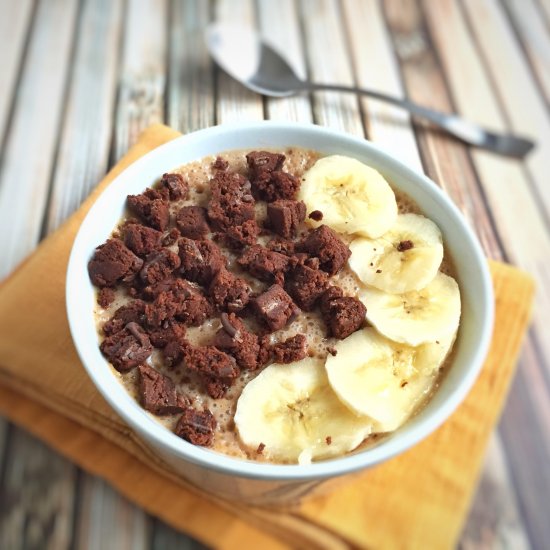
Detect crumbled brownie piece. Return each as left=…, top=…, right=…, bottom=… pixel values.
left=103, top=300, right=146, bottom=335
left=148, top=319, right=187, bottom=348
left=397, top=239, right=414, bottom=252
left=178, top=238, right=227, bottom=286
left=297, top=225, right=351, bottom=276
left=138, top=364, right=187, bottom=415
left=162, top=228, right=180, bottom=247
left=320, top=287, right=366, bottom=339
left=183, top=345, right=239, bottom=379
left=257, top=443, right=266, bottom=454
left=224, top=218, right=260, bottom=247
left=265, top=171, right=301, bottom=201
left=127, top=188, right=170, bottom=231
left=176, top=206, right=210, bottom=240
left=237, top=245, right=289, bottom=285
left=209, top=269, right=251, bottom=313
left=88, top=239, right=143, bottom=287
left=267, top=237, right=295, bottom=256
left=212, top=313, right=261, bottom=370
left=309, top=210, right=323, bottom=222
left=100, top=322, right=152, bottom=372
left=97, top=288, right=115, bottom=308
left=175, top=408, right=216, bottom=446
left=139, top=249, right=181, bottom=286
left=124, top=224, right=163, bottom=257
left=271, top=334, right=308, bottom=364
left=251, top=284, right=300, bottom=331
left=163, top=338, right=189, bottom=367
left=246, top=151, right=285, bottom=180
left=207, top=171, right=256, bottom=231
left=212, top=156, right=229, bottom=171
left=267, top=200, right=306, bottom=238
left=285, top=264, right=329, bottom=311
left=160, top=172, right=188, bottom=200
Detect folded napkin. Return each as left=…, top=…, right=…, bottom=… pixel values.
left=0, top=124, right=534, bottom=550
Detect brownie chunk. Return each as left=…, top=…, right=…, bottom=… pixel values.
left=148, top=319, right=187, bottom=348
left=223, top=218, right=260, bottom=248
left=271, top=334, right=308, bottom=364
left=285, top=263, right=329, bottom=311
left=212, top=156, right=229, bottom=171
left=139, top=249, right=181, bottom=286
left=178, top=238, right=227, bottom=286
left=237, top=245, right=289, bottom=285
left=124, top=224, right=162, bottom=257
left=176, top=206, right=210, bottom=240
left=88, top=239, right=143, bottom=287
left=97, top=288, right=115, bottom=308
left=127, top=188, right=170, bottom=231
left=160, top=172, right=188, bottom=200
left=103, top=300, right=146, bottom=335
left=246, top=151, right=285, bottom=181
left=397, top=239, right=414, bottom=252
left=309, top=210, right=323, bottom=222
left=162, top=228, right=181, bottom=247
left=267, top=200, right=306, bottom=238
left=297, top=225, right=351, bottom=276
left=267, top=237, right=295, bottom=256
left=209, top=269, right=251, bottom=313
left=320, top=287, right=366, bottom=339
left=163, top=338, right=189, bottom=368
left=203, top=377, right=231, bottom=400
left=100, top=322, right=152, bottom=372
left=207, top=171, right=256, bottom=231
left=212, top=313, right=261, bottom=370
left=175, top=408, right=216, bottom=447
left=138, top=364, right=187, bottom=415
left=251, top=284, right=300, bottom=331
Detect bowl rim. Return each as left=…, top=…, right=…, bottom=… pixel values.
left=66, top=121, right=494, bottom=481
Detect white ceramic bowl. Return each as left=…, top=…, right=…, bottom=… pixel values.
left=66, top=122, right=494, bottom=505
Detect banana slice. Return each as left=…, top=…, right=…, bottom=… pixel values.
left=326, top=328, right=455, bottom=432
left=234, top=357, right=373, bottom=463
left=359, top=272, right=460, bottom=346
left=349, top=214, right=443, bottom=293
left=299, top=155, right=397, bottom=238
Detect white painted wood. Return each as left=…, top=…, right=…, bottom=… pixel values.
left=299, top=0, right=364, bottom=135
left=45, top=0, right=124, bottom=233
left=0, top=0, right=78, bottom=279
left=257, top=0, right=313, bottom=123
left=114, top=0, right=168, bottom=161
left=503, top=0, right=550, bottom=103
left=0, top=0, right=34, bottom=141
left=74, top=477, right=150, bottom=550
left=214, top=0, right=264, bottom=123
left=462, top=0, right=550, bottom=219
left=341, top=0, right=422, bottom=171
left=168, top=0, right=215, bottom=134
left=0, top=429, right=76, bottom=550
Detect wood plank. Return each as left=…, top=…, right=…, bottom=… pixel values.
left=257, top=0, right=313, bottom=123
left=45, top=0, right=124, bottom=233
left=167, top=0, right=215, bottom=134
left=0, top=0, right=78, bottom=279
left=341, top=0, right=423, bottom=172
left=0, top=420, right=7, bottom=474
left=214, top=0, right=264, bottom=123
left=502, top=0, right=550, bottom=104
left=299, top=0, right=364, bottom=135
left=0, top=0, right=34, bottom=142
left=462, top=0, right=550, bottom=220
left=113, top=0, right=168, bottom=161
left=151, top=518, right=208, bottom=550
left=460, top=434, right=530, bottom=549
left=74, top=476, right=151, bottom=550
left=0, top=429, right=76, bottom=549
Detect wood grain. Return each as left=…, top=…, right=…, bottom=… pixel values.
left=0, top=0, right=34, bottom=145
left=45, top=0, right=124, bottom=233
left=167, top=0, right=215, bottom=134
left=114, top=0, right=167, bottom=161
left=0, top=429, right=76, bottom=550
left=150, top=518, right=207, bottom=550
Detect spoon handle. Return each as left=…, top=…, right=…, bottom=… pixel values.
left=301, top=82, right=534, bottom=158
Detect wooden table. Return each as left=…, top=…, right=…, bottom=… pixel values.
left=0, top=0, right=548, bottom=548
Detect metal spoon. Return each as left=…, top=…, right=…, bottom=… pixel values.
left=205, top=23, right=534, bottom=159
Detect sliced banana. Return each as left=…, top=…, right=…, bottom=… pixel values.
left=349, top=214, right=443, bottom=294
left=326, top=328, right=455, bottom=432
left=359, top=272, right=461, bottom=347
left=299, top=155, right=397, bottom=238
left=234, top=357, right=373, bottom=463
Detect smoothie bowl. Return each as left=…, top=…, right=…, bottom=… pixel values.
left=66, top=122, right=493, bottom=505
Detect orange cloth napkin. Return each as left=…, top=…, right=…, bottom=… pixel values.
left=0, top=125, right=534, bottom=550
